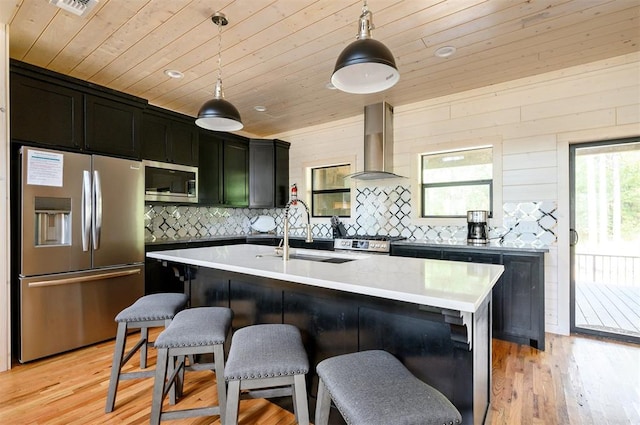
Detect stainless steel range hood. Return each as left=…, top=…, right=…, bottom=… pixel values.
left=348, top=102, right=405, bottom=180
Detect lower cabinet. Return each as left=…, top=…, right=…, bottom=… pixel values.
left=496, top=254, right=544, bottom=349
left=390, top=244, right=545, bottom=350
left=144, top=238, right=244, bottom=295
left=183, top=266, right=486, bottom=424
left=284, top=290, right=359, bottom=399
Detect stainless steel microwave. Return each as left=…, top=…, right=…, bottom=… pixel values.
left=143, top=160, right=198, bottom=203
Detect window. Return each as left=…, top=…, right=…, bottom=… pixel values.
left=421, top=147, right=493, bottom=217
left=311, top=164, right=351, bottom=217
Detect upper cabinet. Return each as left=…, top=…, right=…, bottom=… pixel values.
left=10, top=60, right=146, bottom=159
left=249, top=139, right=290, bottom=208
left=141, top=107, right=198, bottom=166
left=84, top=94, right=142, bottom=158
left=198, top=131, right=249, bottom=207
left=10, top=72, right=84, bottom=149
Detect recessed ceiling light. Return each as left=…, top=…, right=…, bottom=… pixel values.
left=434, top=46, right=456, bottom=58
left=254, top=105, right=267, bottom=112
left=325, top=82, right=337, bottom=90
left=164, top=69, right=184, bottom=79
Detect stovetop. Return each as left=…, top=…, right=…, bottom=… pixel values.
left=334, top=235, right=406, bottom=253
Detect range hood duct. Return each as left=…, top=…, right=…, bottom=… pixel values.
left=348, top=102, right=405, bottom=180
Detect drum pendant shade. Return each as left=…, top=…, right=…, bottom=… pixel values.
left=331, top=2, right=399, bottom=94
left=196, top=95, right=243, bottom=131
left=196, top=12, right=243, bottom=132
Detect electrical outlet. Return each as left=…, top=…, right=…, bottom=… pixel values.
left=518, top=219, right=538, bottom=233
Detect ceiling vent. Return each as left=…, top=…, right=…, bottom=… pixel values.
left=49, top=0, right=98, bottom=17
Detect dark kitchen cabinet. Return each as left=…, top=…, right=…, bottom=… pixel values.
left=249, top=139, right=290, bottom=208
left=10, top=59, right=147, bottom=159
left=169, top=264, right=487, bottom=424
left=442, top=250, right=501, bottom=265
left=284, top=290, right=359, bottom=398
left=230, top=278, right=283, bottom=329
left=390, top=243, right=545, bottom=350
left=84, top=94, right=143, bottom=158
left=145, top=237, right=244, bottom=296
left=189, top=267, right=230, bottom=309
left=495, top=254, right=544, bottom=349
left=141, top=107, right=198, bottom=166
left=198, top=131, right=249, bottom=207
left=390, top=245, right=442, bottom=259
left=10, top=72, right=84, bottom=149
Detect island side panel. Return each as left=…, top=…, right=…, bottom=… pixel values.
left=473, top=294, right=492, bottom=425
left=184, top=263, right=488, bottom=425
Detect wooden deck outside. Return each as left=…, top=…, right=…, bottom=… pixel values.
left=575, top=282, right=640, bottom=338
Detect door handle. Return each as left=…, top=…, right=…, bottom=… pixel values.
left=570, top=229, right=579, bottom=246
left=27, top=268, right=141, bottom=288
left=93, top=170, right=102, bottom=250
left=81, top=170, right=91, bottom=251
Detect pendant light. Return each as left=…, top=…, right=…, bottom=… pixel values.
left=331, top=1, right=399, bottom=94
left=196, top=12, right=243, bottom=132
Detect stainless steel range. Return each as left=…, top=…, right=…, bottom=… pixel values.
left=334, top=235, right=406, bottom=253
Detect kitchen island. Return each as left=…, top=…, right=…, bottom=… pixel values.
left=148, top=244, right=504, bottom=425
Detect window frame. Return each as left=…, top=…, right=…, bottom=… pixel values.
left=311, top=163, right=351, bottom=218
left=419, top=146, right=494, bottom=219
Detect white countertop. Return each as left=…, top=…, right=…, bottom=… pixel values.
left=147, top=244, right=504, bottom=313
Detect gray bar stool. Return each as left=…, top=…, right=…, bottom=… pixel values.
left=150, top=307, right=233, bottom=425
left=224, top=324, right=310, bottom=425
left=315, top=350, right=462, bottom=425
left=105, top=293, right=188, bottom=413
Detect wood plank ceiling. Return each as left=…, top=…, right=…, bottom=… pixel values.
left=4, top=0, right=639, bottom=137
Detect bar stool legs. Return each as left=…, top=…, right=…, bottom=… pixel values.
left=149, top=307, right=232, bottom=425
left=105, top=293, right=188, bottom=413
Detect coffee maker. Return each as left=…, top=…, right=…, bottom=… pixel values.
left=467, top=210, right=489, bottom=244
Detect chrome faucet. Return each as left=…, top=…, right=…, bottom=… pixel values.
left=281, top=198, right=313, bottom=261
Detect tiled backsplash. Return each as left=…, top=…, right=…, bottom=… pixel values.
left=146, top=185, right=556, bottom=246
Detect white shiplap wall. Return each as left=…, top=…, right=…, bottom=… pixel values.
left=271, top=52, right=640, bottom=335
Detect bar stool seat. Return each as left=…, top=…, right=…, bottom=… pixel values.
left=224, top=324, right=310, bottom=425
left=105, top=293, right=188, bottom=413
left=150, top=307, right=233, bottom=425
left=315, top=350, right=462, bottom=425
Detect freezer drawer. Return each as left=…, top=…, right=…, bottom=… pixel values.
left=19, top=265, right=144, bottom=363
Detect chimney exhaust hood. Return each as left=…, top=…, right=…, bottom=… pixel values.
left=348, top=102, right=406, bottom=180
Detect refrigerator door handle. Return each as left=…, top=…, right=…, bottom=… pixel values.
left=93, top=170, right=102, bottom=250
left=27, top=268, right=141, bottom=288
left=82, top=170, right=92, bottom=251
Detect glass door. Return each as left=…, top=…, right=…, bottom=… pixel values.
left=570, top=138, right=640, bottom=342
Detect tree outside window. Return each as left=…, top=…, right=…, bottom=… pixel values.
left=311, top=164, right=351, bottom=217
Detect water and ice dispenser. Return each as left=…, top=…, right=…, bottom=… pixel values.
left=34, top=197, right=71, bottom=246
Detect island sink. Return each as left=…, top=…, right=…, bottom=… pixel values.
left=288, top=253, right=355, bottom=263
left=257, top=249, right=361, bottom=264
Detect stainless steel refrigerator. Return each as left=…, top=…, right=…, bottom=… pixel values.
left=18, top=146, right=144, bottom=362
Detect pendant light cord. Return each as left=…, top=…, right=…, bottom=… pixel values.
left=212, top=13, right=227, bottom=99
left=216, top=18, right=223, bottom=84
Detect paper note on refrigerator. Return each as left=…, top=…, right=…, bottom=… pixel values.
left=27, top=150, right=64, bottom=187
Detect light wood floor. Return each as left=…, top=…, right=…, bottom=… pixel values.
left=0, top=331, right=638, bottom=424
